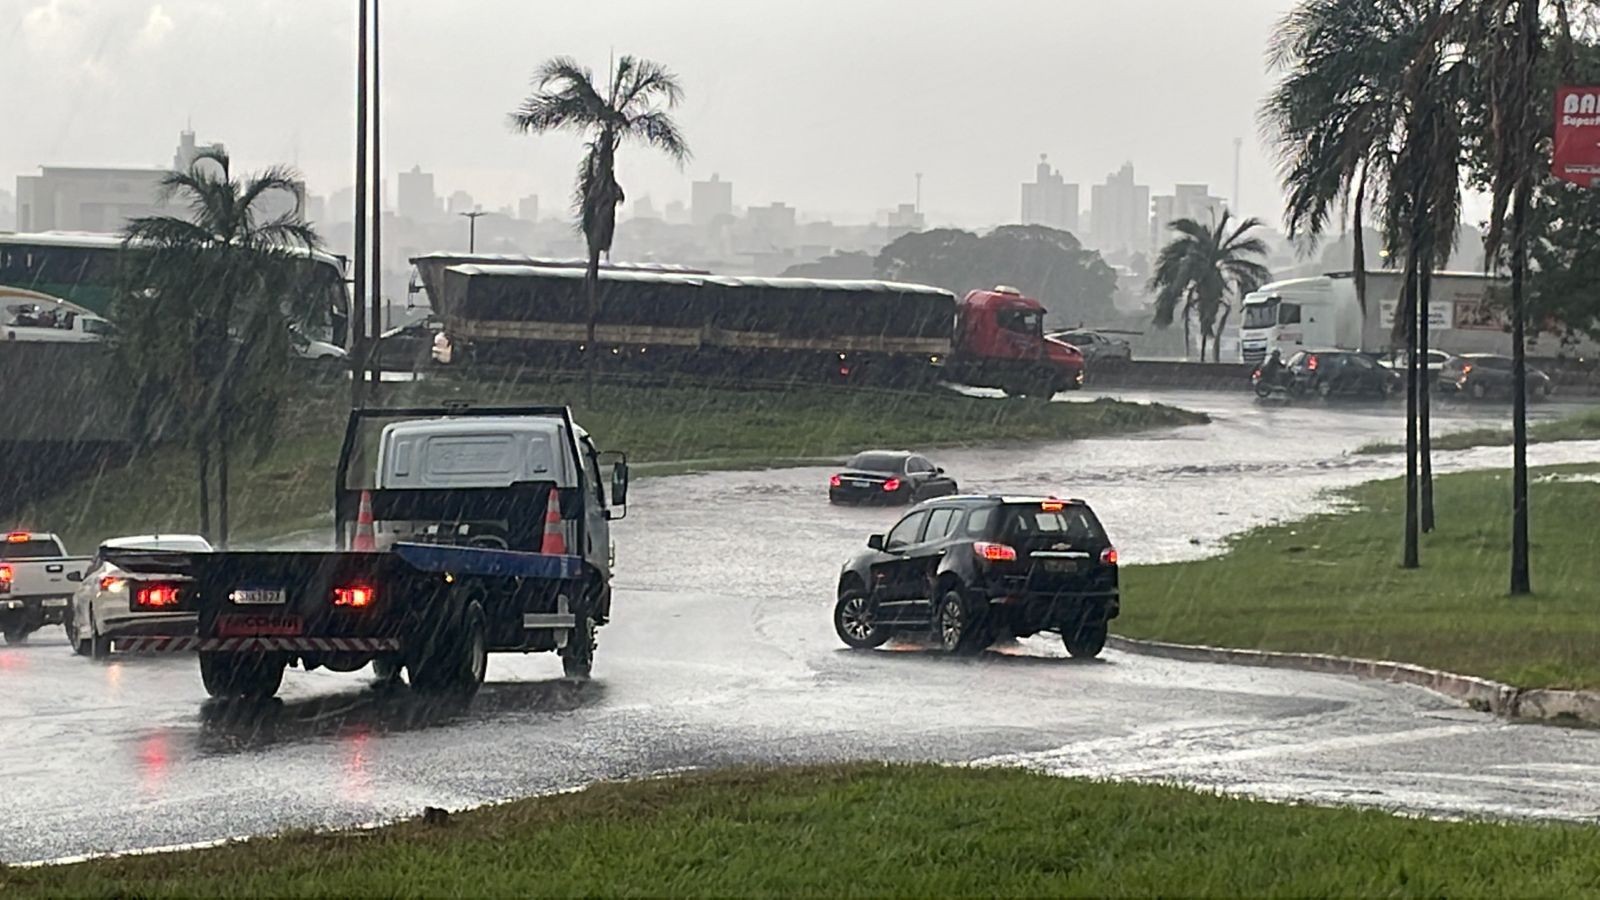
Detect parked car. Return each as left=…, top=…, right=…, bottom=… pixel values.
left=832, top=496, right=1119, bottom=658
left=0, top=532, right=91, bottom=644
left=1439, top=353, right=1553, bottom=400
left=1049, top=329, right=1133, bottom=364
left=828, top=451, right=959, bottom=505
left=66, top=534, right=211, bottom=658
left=1379, top=349, right=1454, bottom=376
left=1284, top=350, right=1399, bottom=399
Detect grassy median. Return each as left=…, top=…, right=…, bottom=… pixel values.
left=22, top=375, right=1203, bottom=551
left=7, top=764, right=1600, bottom=897
left=1357, top=407, right=1600, bottom=455
left=1119, top=464, right=1600, bottom=690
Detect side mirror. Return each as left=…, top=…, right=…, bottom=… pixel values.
left=66, top=570, right=83, bottom=583
left=935, top=467, right=945, bottom=475
left=867, top=534, right=885, bottom=551
left=610, top=460, right=630, bottom=507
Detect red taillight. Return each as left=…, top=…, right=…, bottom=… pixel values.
left=1101, top=547, right=1119, bottom=566
left=1307, top=355, right=1319, bottom=371
left=5, top=532, right=30, bottom=543
left=882, top=478, right=902, bottom=492
left=830, top=474, right=842, bottom=487
left=100, top=576, right=126, bottom=592
left=0, top=564, right=11, bottom=585
left=839, top=366, right=851, bottom=376
left=1041, top=499, right=1065, bottom=511
left=135, top=584, right=181, bottom=609
left=333, top=585, right=375, bottom=608
left=974, top=542, right=1017, bottom=562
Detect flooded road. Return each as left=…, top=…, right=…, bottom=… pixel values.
left=4, top=390, right=1598, bottom=863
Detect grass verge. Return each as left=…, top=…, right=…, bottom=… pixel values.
left=1356, top=407, right=1600, bottom=454
left=1119, top=464, right=1600, bottom=689
left=7, top=764, right=1600, bottom=897
left=20, top=375, right=1204, bottom=552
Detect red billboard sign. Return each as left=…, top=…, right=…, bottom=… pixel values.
left=1554, top=86, right=1600, bottom=186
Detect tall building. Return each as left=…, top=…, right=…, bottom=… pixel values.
left=517, top=193, right=539, bottom=222
left=397, top=165, right=437, bottom=221
left=1020, top=154, right=1079, bottom=233
left=1173, top=183, right=1225, bottom=224
left=15, top=166, right=166, bottom=232
left=329, top=186, right=355, bottom=223
left=173, top=128, right=226, bottom=173
left=447, top=190, right=476, bottom=216
left=747, top=201, right=797, bottom=241
left=691, top=174, right=733, bottom=226
left=885, top=203, right=925, bottom=233
left=1089, top=163, right=1150, bottom=256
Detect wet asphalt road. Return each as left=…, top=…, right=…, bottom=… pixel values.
left=4, top=389, right=1600, bottom=863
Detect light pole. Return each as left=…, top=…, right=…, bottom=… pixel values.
left=460, top=209, right=486, bottom=252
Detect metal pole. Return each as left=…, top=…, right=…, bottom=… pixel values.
left=460, top=210, right=485, bottom=252
left=369, top=0, right=382, bottom=391
left=350, top=0, right=368, bottom=408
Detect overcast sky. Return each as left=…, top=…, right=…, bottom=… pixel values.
left=5, top=0, right=1313, bottom=229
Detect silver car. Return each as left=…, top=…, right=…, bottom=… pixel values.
left=67, top=534, right=211, bottom=658
left=1050, top=330, right=1133, bottom=363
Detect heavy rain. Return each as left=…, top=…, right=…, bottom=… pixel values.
left=4, top=0, right=1600, bottom=895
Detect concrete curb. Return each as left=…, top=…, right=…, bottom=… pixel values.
left=1106, top=634, right=1600, bottom=727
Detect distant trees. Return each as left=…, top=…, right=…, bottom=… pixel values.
left=509, top=55, right=690, bottom=400
left=874, top=225, right=1118, bottom=325
left=1147, top=212, right=1272, bottom=362
left=117, top=149, right=324, bottom=546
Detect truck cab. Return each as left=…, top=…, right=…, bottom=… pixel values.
left=950, top=286, right=1084, bottom=397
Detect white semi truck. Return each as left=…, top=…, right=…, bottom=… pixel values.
left=1236, top=271, right=1596, bottom=365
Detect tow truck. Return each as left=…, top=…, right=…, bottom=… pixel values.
left=105, top=405, right=628, bottom=699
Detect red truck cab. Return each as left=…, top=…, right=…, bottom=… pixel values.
left=950, top=286, right=1084, bottom=397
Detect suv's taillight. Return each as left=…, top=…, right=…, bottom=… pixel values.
left=974, top=542, right=1017, bottom=562
left=1100, top=547, right=1119, bottom=566
left=333, top=585, right=375, bottom=608
left=0, top=564, right=12, bottom=591
left=134, top=584, right=182, bottom=609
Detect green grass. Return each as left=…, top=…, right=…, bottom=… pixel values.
left=1357, top=407, right=1600, bottom=454
left=8, top=764, right=1600, bottom=897
left=1119, top=464, right=1600, bottom=689
left=20, top=375, right=1204, bottom=552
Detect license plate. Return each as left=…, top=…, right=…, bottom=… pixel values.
left=1043, top=560, right=1078, bottom=574
left=216, top=614, right=302, bottom=637
left=41, top=597, right=68, bottom=608
left=229, top=587, right=285, bottom=605
left=852, top=480, right=871, bottom=488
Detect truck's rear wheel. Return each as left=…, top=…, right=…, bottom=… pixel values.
left=562, top=611, right=595, bottom=680
left=200, top=653, right=286, bottom=700
left=410, top=600, right=487, bottom=694
left=3, top=627, right=28, bottom=645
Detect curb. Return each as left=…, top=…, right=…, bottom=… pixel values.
left=1106, top=634, right=1600, bottom=727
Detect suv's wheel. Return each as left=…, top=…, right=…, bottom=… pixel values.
left=1064, top=621, right=1108, bottom=659
left=87, top=610, right=111, bottom=658
left=936, top=589, right=984, bottom=655
left=1470, top=381, right=1488, bottom=400
left=3, top=626, right=30, bottom=645
left=834, top=589, right=889, bottom=649
left=1317, top=380, right=1334, bottom=399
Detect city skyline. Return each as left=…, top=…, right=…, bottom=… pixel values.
left=5, top=0, right=1305, bottom=232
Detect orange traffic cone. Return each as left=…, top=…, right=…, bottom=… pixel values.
left=353, top=490, right=377, bottom=551
left=540, top=487, right=567, bottom=555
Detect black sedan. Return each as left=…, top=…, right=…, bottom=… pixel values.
left=828, top=451, right=958, bottom=505
left=1285, top=350, right=1399, bottom=399
left=1439, top=354, right=1553, bottom=401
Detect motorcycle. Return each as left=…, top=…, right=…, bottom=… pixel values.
left=1251, top=364, right=1294, bottom=401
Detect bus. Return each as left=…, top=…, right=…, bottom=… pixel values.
left=0, top=231, right=351, bottom=345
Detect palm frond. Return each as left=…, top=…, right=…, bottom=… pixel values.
left=626, top=111, right=691, bottom=163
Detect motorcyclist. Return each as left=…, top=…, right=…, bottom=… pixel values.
left=1259, top=349, right=1285, bottom=387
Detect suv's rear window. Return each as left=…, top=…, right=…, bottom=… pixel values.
left=1001, top=506, right=1106, bottom=543
left=0, top=539, right=64, bottom=559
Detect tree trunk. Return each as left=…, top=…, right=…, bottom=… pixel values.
left=1402, top=246, right=1420, bottom=570
left=1510, top=177, right=1532, bottom=595
left=1352, top=172, right=1369, bottom=317
left=1418, top=254, right=1435, bottom=533
left=585, top=248, right=600, bottom=406
left=1214, top=305, right=1231, bottom=363
left=1183, top=304, right=1193, bottom=359
left=217, top=422, right=230, bottom=549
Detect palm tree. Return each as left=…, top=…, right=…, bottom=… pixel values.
left=1148, top=211, right=1272, bottom=362
left=1475, top=0, right=1568, bottom=595
left=1265, top=0, right=1470, bottom=567
left=119, top=149, right=323, bottom=545
left=509, top=56, right=690, bottom=399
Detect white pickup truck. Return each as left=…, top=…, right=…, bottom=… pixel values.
left=0, top=531, right=91, bottom=644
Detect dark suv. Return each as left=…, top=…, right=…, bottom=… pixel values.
left=832, top=496, right=1119, bottom=658
left=1284, top=350, right=1398, bottom=399
left=1439, top=353, right=1553, bottom=400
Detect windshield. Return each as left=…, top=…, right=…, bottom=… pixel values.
left=1001, top=505, right=1107, bottom=543
left=846, top=452, right=906, bottom=473
left=1242, top=300, right=1278, bottom=329
left=996, top=309, right=1043, bottom=336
